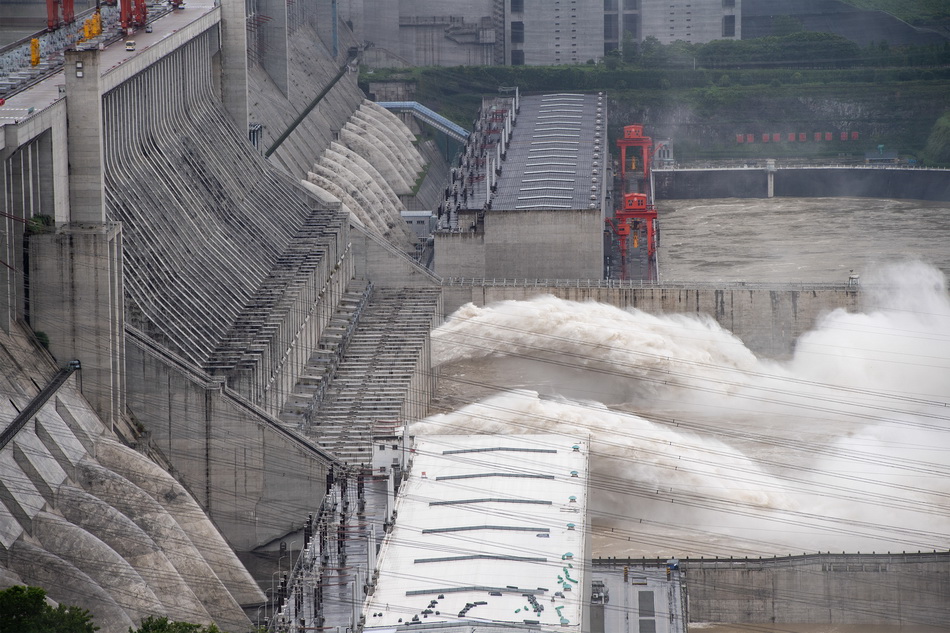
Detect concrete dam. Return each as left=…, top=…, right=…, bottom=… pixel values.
left=0, top=1, right=946, bottom=631
left=2, top=0, right=441, bottom=627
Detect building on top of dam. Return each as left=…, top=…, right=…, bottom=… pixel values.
left=433, top=91, right=608, bottom=280
left=362, top=434, right=593, bottom=633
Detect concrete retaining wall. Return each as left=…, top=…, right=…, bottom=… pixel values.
left=442, top=282, right=861, bottom=358
left=435, top=208, right=604, bottom=280
left=125, top=331, right=335, bottom=550
left=654, top=167, right=950, bottom=201
left=352, top=223, right=443, bottom=289
left=600, top=552, right=950, bottom=627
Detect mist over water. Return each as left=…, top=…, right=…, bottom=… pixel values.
left=418, top=261, right=950, bottom=558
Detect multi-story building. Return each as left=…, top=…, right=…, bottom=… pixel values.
left=345, top=0, right=741, bottom=67
left=506, top=0, right=605, bottom=66
left=605, top=0, right=741, bottom=52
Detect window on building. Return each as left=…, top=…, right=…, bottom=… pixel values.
left=604, top=13, right=618, bottom=39
left=511, top=21, right=525, bottom=43
left=623, top=0, right=639, bottom=9
left=511, top=0, right=524, bottom=12
left=722, top=0, right=735, bottom=7
left=511, top=49, right=525, bottom=65
left=604, top=0, right=618, bottom=10
left=722, top=14, right=735, bottom=36
left=623, top=14, right=638, bottom=36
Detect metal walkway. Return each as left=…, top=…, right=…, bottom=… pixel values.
left=0, top=360, right=80, bottom=450
left=378, top=101, right=468, bottom=143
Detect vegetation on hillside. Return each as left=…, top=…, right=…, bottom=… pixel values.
left=0, top=585, right=98, bottom=633
left=129, top=616, right=229, bottom=633
left=838, top=0, right=950, bottom=27
left=922, top=111, right=950, bottom=164
left=0, top=586, right=247, bottom=633
left=361, top=35, right=950, bottom=164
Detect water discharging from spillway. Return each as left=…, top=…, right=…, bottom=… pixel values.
left=416, top=261, right=950, bottom=558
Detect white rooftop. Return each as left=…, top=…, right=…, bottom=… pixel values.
left=363, top=434, right=590, bottom=633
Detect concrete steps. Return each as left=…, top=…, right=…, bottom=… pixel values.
left=278, top=280, right=373, bottom=426
left=301, top=287, right=441, bottom=467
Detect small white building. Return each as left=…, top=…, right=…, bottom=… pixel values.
left=401, top=210, right=436, bottom=240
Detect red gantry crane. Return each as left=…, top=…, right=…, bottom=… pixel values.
left=46, top=0, right=76, bottom=31
left=607, top=124, right=659, bottom=281
left=121, top=0, right=149, bottom=32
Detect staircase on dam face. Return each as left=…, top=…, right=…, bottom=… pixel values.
left=279, top=279, right=373, bottom=426
left=285, top=287, right=441, bottom=467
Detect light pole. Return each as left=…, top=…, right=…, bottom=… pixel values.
left=271, top=567, right=285, bottom=622
left=262, top=586, right=275, bottom=625
left=289, top=540, right=300, bottom=573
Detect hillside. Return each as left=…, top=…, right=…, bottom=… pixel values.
left=362, top=65, right=950, bottom=165
left=839, top=0, right=950, bottom=28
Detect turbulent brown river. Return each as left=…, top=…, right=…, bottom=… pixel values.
left=422, top=197, right=950, bottom=565
left=658, top=197, right=950, bottom=282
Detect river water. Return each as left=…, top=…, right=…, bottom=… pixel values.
left=422, top=197, right=950, bottom=565
left=658, top=197, right=950, bottom=283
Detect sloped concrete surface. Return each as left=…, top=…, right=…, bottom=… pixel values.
left=95, top=438, right=265, bottom=607
left=30, top=510, right=165, bottom=623
left=7, top=540, right=136, bottom=631
left=0, top=325, right=260, bottom=632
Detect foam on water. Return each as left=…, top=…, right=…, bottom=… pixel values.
left=419, top=261, right=950, bottom=557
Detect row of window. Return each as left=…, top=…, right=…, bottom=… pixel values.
left=604, top=0, right=640, bottom=10
left=511, top=51, right=582, bottom=65
left=604, top=14, right=735, bottom=39
left=606, top=0, right=734, bottom=9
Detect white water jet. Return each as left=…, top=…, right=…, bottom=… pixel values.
left=419, top=262, right=950, bottom=558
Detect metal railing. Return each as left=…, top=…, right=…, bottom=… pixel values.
left=441, top=277, right=857, bottom=291
left=377, top=101, right=468, bottom=143
left=1, top=360, right=81, bottom=450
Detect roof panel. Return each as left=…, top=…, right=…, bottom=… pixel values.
left=363, top=434, right=590, bottom=633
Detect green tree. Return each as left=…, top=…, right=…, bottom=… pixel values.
left=130, top=616, right=224, bottom=633
left=772, top=15, right=804, bottom=36
left=621, top=30, right=639, bottom=64
left=921, top=111, right=950, bottom=166
left=639, top=36, right=665, bottom=68
left=0, top=585, right=98, bottom=633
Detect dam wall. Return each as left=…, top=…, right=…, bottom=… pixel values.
left=100, top=27, right=360, bottom=418
left=602, top=552, right=950, bottom=627
left=442, top=281, right=861, bottom=358
left=248, top=19, right=365, bottom=180
left=91, top=12, right=358, bottom=548
left=654, top=166, right=950, bottom=201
